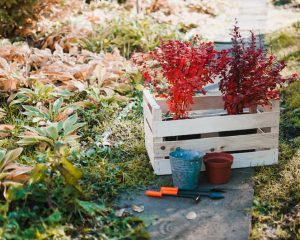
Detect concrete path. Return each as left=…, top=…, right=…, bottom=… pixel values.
left=194, top=0, right=300, bottom=42
left=118, top=169, right=254, bottom=240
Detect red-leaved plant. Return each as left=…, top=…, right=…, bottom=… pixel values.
left=134, top=37, right=227, bottom=119
left=218, top=24, right=298, bottom=114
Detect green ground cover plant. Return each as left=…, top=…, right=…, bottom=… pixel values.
left=80, top=15, right=181, bottom=58
left=251, top=23, right=300, bottom=240
left=0, top=86, right=154, bottom=238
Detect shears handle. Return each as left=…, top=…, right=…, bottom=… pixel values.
left=160, top=187, right=178, bottom=195
left=145, top=190, right=162, bottom=197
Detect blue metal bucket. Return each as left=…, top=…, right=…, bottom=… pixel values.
left=169, top=148, right=204, bottom=190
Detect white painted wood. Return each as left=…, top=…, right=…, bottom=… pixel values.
left=232, top=149, right=278, bottom=168
left=271, top=100, right=280, bottom=149
left=156, top=95, right=224, bottom=113
left=152, top=149, right=278, bottom=175
left=143, top=100, right=153, bottom=130
left=144, top=117, right=155, bottom=165
left=144, top=89, right=161, bottom=110
left=153, top=157, right=172, bottom=175
left=153, top=132, right=278, bottom=158
left=145, top=94, right=164, bottom=154
left=152, top=111, right=279, bottom=138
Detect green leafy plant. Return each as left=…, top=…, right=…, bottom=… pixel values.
left=18, top=114, right=85, bottom=192
left=22, top=97, right=79, bottom=125
left=29, top=148, right=82, bottom=191
left=17, top=114, right=85, bottom=150
left=85, top=87, right=129, bottom=106
left=10, top=82, right=71, bottom=106
left=0, top=148, right=32, bottom=200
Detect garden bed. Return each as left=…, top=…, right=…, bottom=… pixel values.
left=143, top=90, right=280, bottom=175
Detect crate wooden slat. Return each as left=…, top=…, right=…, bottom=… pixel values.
left=153, top=149, right=279, bottom=175
left=143, top=90, right=280, bottom=175
left=153, top=133, right=279, bottom=158
left=152, top=112, right=279, bottom=137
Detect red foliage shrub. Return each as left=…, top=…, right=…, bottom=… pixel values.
left=134, top=37, right=226, bottom=119
left=218, top=25, right=297, bottom=115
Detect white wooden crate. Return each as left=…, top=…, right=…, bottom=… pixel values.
left=143, top=90, right=280, bottom=175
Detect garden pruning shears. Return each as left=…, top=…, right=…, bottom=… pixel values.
left=145, top=186, right=225, bottom=203
left=145, top=190, right=202, bottom=203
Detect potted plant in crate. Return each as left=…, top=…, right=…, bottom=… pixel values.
left=135, top=37, right=229, bottom=144
left=218, top=24, right=297, bottom=115
left=134, top=36, right=227, bottom=120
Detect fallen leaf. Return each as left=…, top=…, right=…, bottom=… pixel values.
left=0, top=124, right=14, bottom=138
left=131, top=204, right=144, bottom=213
left=100, top=87, right=115, bottom=98
left=94, top=63, right=107, bottom=87
left=185, top=211, right=197, bottom=220
left=0, top=108, right=6, bottom=119
left=115, top=208, right=126, bottom=217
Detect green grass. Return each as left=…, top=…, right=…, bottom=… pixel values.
left=268, top=23, right=300, bottom=75
left=251, top=23, right=300, bottom=239
left=251, top=144, right=300, bottom=239
left=270, top=33, right=297, bottom=52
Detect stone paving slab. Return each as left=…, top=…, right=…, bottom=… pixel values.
left=118, top=168, right=254, bottom=240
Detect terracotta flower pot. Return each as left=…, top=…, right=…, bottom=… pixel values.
left=203, top=152, right=233, bottom=184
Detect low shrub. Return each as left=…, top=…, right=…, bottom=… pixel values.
left=218, top=24, right=297, bottom=115
left=0, top=0, right=38, bottom=37
left=80, top=15, right=181, bottom=58
left=134, top=37, right=225, bottom=119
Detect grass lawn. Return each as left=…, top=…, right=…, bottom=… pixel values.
left=251, top=22, right=300, bottom=239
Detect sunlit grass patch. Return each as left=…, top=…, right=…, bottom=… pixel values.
left=251, top=22, right=300, bottom=239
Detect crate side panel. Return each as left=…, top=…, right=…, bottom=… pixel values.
left=153, top=132, right=279, bottom=158
left=153, top=149, right=278, bottom=175
left=153, top=157, right=171, bottom=175
left=232, top=148, right=278, bottom=168
left=153, top=111, right=279, bottom=138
